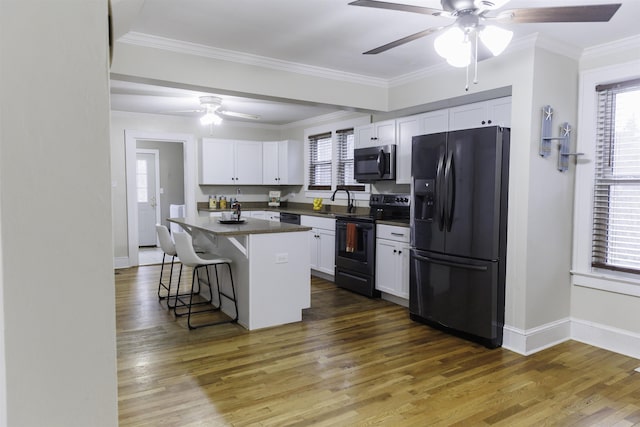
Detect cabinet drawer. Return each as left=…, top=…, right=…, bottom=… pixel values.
left=301, top=215, right=335, bottom=231
left=376, top=224, right=410, bottom=243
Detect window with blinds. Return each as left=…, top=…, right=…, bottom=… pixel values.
left=591, top=78, right=640, bottom=274
left=336, top=128, right=364, bottom=191
left=308, top=132, right=332, bottom=190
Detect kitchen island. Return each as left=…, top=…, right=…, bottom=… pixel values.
left=168, top=216, right=312, bottom=330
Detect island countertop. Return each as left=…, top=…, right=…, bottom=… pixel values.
left=168, top=216, right=311, bottom=237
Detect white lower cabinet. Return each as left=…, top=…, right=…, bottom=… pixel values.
left=301, top=215, right=335, bottom=276
left=375, top=224, right=410, bottom=299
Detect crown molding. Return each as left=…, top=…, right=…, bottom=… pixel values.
left=581, top=34, right=640, bottom=63
left=119, top=32, right=389, bottom=88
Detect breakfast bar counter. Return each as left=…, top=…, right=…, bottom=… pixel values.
left=168, top=216, right=312, bottom=330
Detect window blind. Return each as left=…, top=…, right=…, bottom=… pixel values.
left=336, top=128, right=364, bottom=191
left=308, top=132, right=332, bottom=190
left=591, top=79, right=640, bottom=274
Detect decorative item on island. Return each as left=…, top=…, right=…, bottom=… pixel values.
left=268, top=191, right=281, bottom=207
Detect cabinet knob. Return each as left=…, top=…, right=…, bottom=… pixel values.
left=393, top=249, right=397, bottom=253
left=488, top=120, right=492, bottom=124
left=398, top=250, right=402, bottom=254
left=481, top=120, right=486, bottom=125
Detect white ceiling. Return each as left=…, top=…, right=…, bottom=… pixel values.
left=110, top=0, right=639, bottom=125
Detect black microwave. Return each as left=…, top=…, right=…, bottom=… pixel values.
left=353, top=144, right=396, bottom=182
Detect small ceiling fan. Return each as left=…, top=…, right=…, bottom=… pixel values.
left=349, top=0, right=621, bottom=59
left=196, top=96, right=260, bottom=126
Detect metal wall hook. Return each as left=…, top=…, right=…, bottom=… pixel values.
left=539, top=105, right=583, bottom=172
left=557, top=122, right=584, bottom=172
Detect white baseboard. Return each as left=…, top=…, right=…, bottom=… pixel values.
left=502, top=317, right=639, bottom=360
left=380, top=292, right=409, bottom=308
left=114, top=257, right=130, bottom=269
left=502, top=318, right=571, bottom=355
left=572, top=318, right=640, bottom=360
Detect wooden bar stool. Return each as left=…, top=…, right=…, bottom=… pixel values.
left=172, top=232, right=239, bottom=329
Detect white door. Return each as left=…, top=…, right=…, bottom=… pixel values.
left=136, top=150, right=160, bottom=246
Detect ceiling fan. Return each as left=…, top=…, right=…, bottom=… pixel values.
left=350, top=0, right=621, bottom=87
left=196, top=96, right=261, bottom=126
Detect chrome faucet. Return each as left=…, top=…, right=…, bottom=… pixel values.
left=330, top=188, right=354, bottom=213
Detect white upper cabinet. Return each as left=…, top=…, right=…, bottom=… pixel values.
left=395, top=110, right=450, bottom=184
left=200, top=138, right=263, bottom=185
left=355, top=119, right=396, bottom=149
left=395, top=116, right=419, bottom=185
left=262, top=140, right=303, bottom=185
left=448, top=97, right=512, bottom=131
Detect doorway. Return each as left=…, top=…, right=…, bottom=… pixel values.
left=125, top=131, right=197, bottom=267
left=136, top=149, right=161, bottom=247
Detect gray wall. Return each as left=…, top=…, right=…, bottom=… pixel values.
left=137, top=140, right=185, bottom=229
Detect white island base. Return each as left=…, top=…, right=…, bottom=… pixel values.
left=192, top=227, right=311, bottom=330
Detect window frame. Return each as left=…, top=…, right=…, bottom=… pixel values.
left=572, top=59, right=640, bottom=297
left=304, top=116, right=371, bottom=202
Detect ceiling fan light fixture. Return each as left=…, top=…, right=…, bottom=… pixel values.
left=473, top=0, right=510, bottom=10
left=200, top=112, right=222, bottom=126
left=479, top=25, right=513, bottom=56
left=434, top=26, right=466, bottom=58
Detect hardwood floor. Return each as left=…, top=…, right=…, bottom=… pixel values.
left=116, top=265, right=640, bottom=426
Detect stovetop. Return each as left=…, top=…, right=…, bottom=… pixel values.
left=335, top=193, right=410, bottom=223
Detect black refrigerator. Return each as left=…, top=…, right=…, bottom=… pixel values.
left=409, top=126, right=510, bottom=348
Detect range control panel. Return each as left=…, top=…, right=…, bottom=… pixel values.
left=369, top=193, right=411, bottom=208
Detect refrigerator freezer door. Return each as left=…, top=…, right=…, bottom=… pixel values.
left=444, top=127, right=506, bottom=260
left=409, top=249, right=504, bottom=348
left=411, top=132, right=447, bottom=252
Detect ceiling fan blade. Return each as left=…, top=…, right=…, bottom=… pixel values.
left=497, top=4, right=621, bottom=23
left=364, top=26, right=446, bottom=54
left=348, top=0, right=447, bottom=16
left=218, top=110, right=261, bottom=120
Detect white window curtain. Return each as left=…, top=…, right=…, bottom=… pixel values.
left=591, top=78, right=640, bottom=274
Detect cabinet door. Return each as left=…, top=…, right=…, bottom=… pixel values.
left=317, top=228, right=336, bottom=275
left=419, top=109, right=449, bottom=135
left=279, top=140, right=304, bottom=185
left=234, top=140, right=263, bottom=185
left=487, top=97, right=511, bottom=128
left=375, top=120, right=396, bottom=146
left=449, top=101, right=488, bottom=131
left=396, top=116, right=419, bottom=184
left=308, top=229, right=319, bottom=270
left=375, top=239, right=397, bottom=294
left=397, top=242, right=410, bottom=299
left=262, top=141, right=280, bottom=184
left=355, top=124, right=375, bottom=148
left=201, top=139, right=235, bottom=184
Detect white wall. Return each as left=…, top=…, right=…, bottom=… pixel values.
left=569, top=40, right=640, bottom=357
left=0, top=1, right=118, bottom=426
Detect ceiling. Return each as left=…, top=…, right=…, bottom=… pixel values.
left=110, top=0, right=639, bottom=125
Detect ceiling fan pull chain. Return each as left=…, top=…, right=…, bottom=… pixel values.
left=473, top=31, right=479, bottom=86
left=465, top=61, right=470, bottom=92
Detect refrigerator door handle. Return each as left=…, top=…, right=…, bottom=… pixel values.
left=413, top=254, right=488, bottom=272
left=444, top=149, right=455, bottom=232
left=435, top=151, right=446, bottom=231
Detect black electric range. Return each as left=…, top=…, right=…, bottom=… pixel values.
left=334, top=194, right=410, bottom=297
